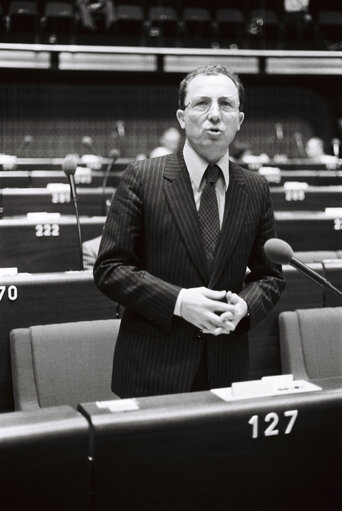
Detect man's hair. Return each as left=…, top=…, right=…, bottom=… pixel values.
left=178, top=64, right=245, bottom=111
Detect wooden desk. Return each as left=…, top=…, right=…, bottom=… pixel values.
left=263, top=169, right=342, bottom=187
left=8, top=157, right=131, bottom=171
left=0, top=187, right=115, bottom=217
left=270, top=185, right=342, bottom=211
left=275, top=211, right=342, bottom=251
left=0, top=215, right=105, bottom=272
left=0, top=406, right=90, bottom=511
left=0, top=271, right=116, bottom=412
left=79, top=377, right=342, bottom=511
left=0, top=212, right=340, bottom=273
left=0, top=170, right=123, bottom=188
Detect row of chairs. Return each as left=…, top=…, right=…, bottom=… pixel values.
left=9, top=306, right=342, bottom=410
left=1, top=1, right=341, bottom=49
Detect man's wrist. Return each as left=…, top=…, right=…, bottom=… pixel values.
left=174, top=288, right=185, bottom=317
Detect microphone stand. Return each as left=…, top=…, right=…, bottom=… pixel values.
left=290, top=257, right=342, bottom=297
left=101, top=150, right=119, bottom=216
left=67, top=174, right=84, bottom=271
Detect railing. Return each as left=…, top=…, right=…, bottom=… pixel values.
left=0, top=43, right=341, bottom=74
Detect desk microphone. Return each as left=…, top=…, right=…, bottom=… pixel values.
left=294, top=132, right=306, bottom=158
left=102, top=148, right=120, bottom=189
left=264, top=238, right=342, bottom=297
left=62, top=156, right=84, bottom=271
left=102, top=149, right=119, bottom=215
left=331, top=138, right=340, bottom=159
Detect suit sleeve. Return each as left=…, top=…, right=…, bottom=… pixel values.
left=238, top=178, right=285, bottom=330
left=93, top=162, right=181, bottom=332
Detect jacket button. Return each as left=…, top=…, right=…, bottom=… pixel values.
left=196, top=330, right=202, bottom=339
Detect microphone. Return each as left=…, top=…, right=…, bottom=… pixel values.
left=331, top=138, right=340, bottom=159
left=102, top=148, right=120, bottom=190
left=264, top=238, right=342, bottom=297
left=62, top=156, right=84, bottom=271
left=102, top=149, right=119, bottom=215
left=294, top=132, right=306, bottom=158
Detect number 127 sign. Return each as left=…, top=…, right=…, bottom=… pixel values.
left=248, top=410, right=298, bottom=439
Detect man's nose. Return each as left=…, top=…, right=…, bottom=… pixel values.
left=207, top=100, right=221, bottom=121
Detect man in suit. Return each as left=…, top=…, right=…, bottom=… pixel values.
left=94, top=64, right=285, bottom=398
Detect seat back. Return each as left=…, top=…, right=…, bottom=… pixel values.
left=279, top=307, right=342, bottom=380
left=10, top=318, right=120, bottom=410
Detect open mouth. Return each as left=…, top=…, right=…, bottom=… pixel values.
left=207, top=128, right=221, bottom=135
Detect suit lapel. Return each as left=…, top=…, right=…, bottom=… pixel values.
left=163, top=152, right=209, bottom=283
left=209, top=162, right=248, bottom=288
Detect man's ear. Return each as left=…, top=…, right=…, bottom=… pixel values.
left=176, top=109, right=185, bottom=129
left=237, top=111, right=245, bottom=131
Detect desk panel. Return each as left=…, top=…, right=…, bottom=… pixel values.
left=0, top=187, right=115, bottom=217
left=79, top=378, right=342, bottom=511
left=0, top=170, right=123, bottom=188
left=323, top=261, right=342, bottom=307
left=275, top=212, right=342, bottom=251
left=0, top=405, right=90, bottom=511
left=0, top=271, right=116, bottom=411
left=11, top=157, right=131, bottom=171
left=270, top=186, right=342, bottom=211
left=0, top=215, right=105, bottom=272
left=264, top=170, right=342, bottom=187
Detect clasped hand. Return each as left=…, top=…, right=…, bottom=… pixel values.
left=180, top=287, right=248, bottom=336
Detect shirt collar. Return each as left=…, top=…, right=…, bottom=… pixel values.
left=183, top=140, right=229, bottom=192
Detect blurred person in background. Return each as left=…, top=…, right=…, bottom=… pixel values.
left=305, top=136, right=337, bottom=168
left=150, top=127, right=181, bottom=158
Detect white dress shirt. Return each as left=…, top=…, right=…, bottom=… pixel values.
left=174, top=141, right=230, bottom=316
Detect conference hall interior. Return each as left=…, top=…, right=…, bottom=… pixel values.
left=0, top=0, right=341, bottom=509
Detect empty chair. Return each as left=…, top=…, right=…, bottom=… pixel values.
left=42, top=1, right=74, bottom=42
left=248, top=8, right=280, bottom=48
left=113, top=3, right=144, bottom=45
left=10, top=318, right=121, bottom=410
left=317, top=10, right=342, bottom=48
left=215, top=8, right=245, bottom=48
left=8, top=1, right=39, bottom=40
left=147, top=6, right=179, bottom=46
left=282, top=6, right=315, bottom=49
left=182, top=7, right=213, bottom=47
left=279, top=307, right=342, bottom=380
left=0, top=3, right=6, bottom=36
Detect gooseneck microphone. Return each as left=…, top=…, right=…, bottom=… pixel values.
left=331, top=138, right=340, bottom=159
left=101, top=149, right=119, bottom=216
left=62, top=156, right=84, bottom=271
left=294, top=132, right=306, bottom=158
left=102, top=148, right=120, bottom=190
left=264, top=238, right=342, bottom=297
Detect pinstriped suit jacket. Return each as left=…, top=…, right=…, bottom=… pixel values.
left=94, top=151, right=285, bottom=398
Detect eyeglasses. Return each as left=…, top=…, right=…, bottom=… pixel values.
left=184, top=97, right=239, bottom=113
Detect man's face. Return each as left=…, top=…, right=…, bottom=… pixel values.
left=176, top=73, right=244, bottom=163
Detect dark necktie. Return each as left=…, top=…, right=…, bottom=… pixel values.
left=198, top=164, right=221, bottom=270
